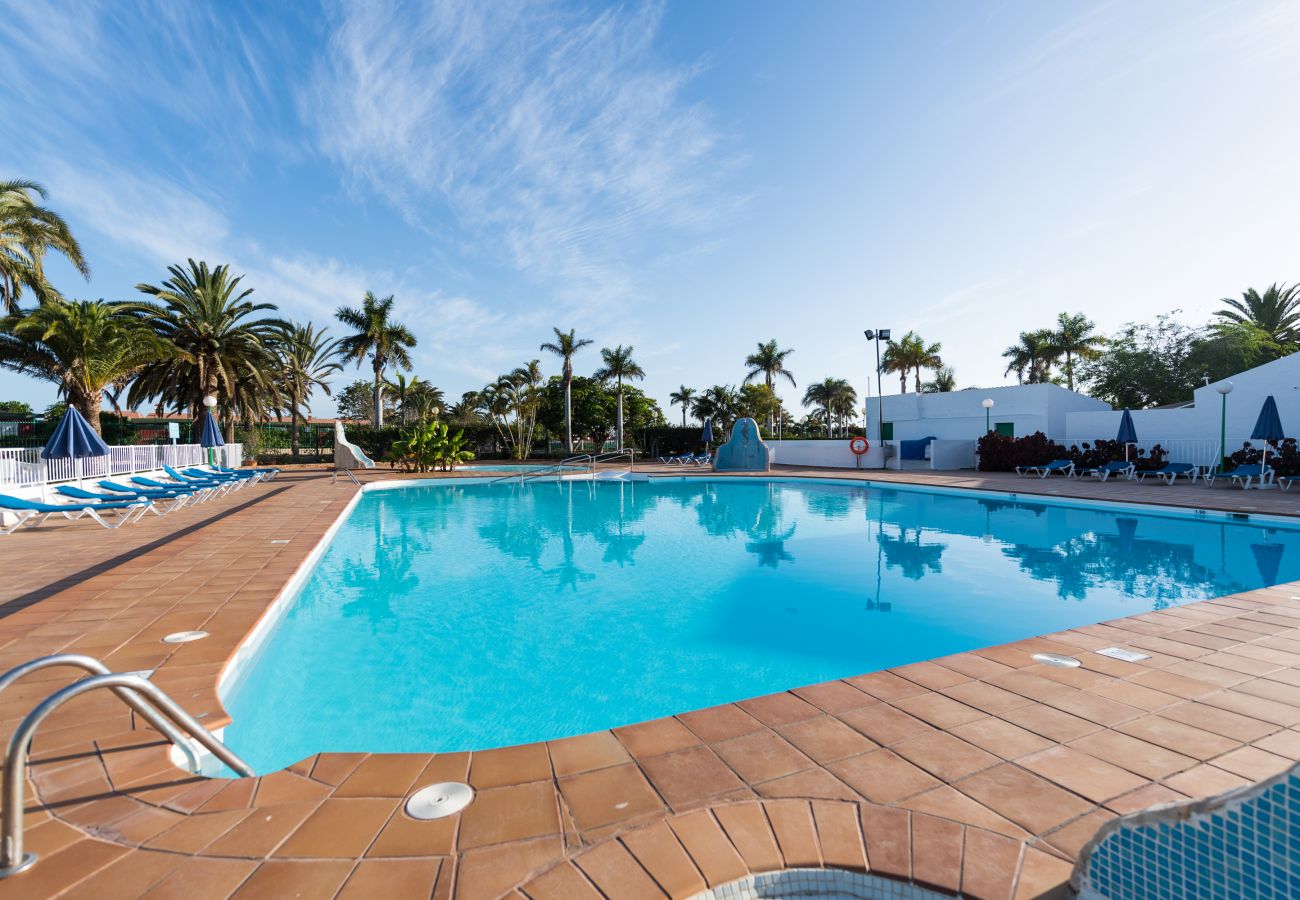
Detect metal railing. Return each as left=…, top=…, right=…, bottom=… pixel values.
left=489, top=449, right=637, bottom=484
left=0, top=443, right=243, bottom=491
left=0, top=659, right=254, bottom=878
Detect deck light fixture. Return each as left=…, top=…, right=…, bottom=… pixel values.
left=982, top=398, right=994, bottom=434
left=863, top=329, right=891, bottom=458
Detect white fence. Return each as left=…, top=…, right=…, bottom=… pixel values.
left=1052, top=438, right=1221, bottom=469
left=0, top=443, right=244, bottom=490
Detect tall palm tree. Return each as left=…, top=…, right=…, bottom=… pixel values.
left=1214, top=283, right=1300, bottom=347
left=881, top=331, right=942, bottom=393
left=0, top=180, right=90, bottom=313
left=594, top=345, right=645, bottom=450
left=335, top=292, right=417, bottom=428
left=1048, top=312, right=1105, bottom=391
left=743, top=339, right=796, bottom=432
left=692, top=385, right=740, bottom=435
left=281, top=323, right=342, bottom=462
left=539, top=326, right=594, bottom=453
left=1002, top=329, right=1054, bottom=384
left=0, top=300, right=164, bottom=433
left=406, top=381, right=445, bottom=421
left=128, top=259, right=287, bottom=438
left=669, top=385, right=697, bottom=426
left=802, top=378, right=858, bottom=436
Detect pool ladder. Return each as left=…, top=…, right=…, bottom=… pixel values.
left=0, top=654, right=254, bottom=879
left=489, top=449, right=637, bottom=484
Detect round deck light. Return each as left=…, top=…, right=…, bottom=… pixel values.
left=406, top=782, right=474, bottom=820
left=162, top=630, right=209, bottom=644
left=1032, top=652, right=1081, bottom=668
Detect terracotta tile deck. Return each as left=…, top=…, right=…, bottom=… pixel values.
left=2, top=466, right=1300, bottom=898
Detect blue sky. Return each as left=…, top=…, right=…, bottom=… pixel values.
left=3, top=0, right=1299, bottom=418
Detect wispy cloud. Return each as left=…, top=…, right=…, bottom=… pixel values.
left=306, top=0, right=737, bottom=305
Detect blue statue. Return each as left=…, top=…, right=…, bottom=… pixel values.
left=713, top=417, right=770, bottom=471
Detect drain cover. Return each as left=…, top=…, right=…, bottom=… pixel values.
left=162, top=630, right=209, bottom=644
left=1096, top=647, right=1151, bottom=662
left=1032, top=652, right=1081, bottom=668
left=406, top=782, right=474, bottom=820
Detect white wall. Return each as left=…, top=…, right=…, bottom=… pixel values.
left=769, top=440, right=884, bottom=469
left=1064, top=351, right=1300, bottom=454
left=879, top=383, right=1109, bottom=443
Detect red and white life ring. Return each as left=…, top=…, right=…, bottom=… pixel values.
left=849, top=436, right=870, bottom=455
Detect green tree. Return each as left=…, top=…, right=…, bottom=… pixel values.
left=1, top=180, right=90, bottom=312
left=801, top=377, right=857, bottom=436
left=738, top=383, right=780, bottom=432
left=281, top=323, right=343, bottom=462
left=1002, top=329, right=1054, bottom=384
left=593, top=344, right=644, bottom=450
left=1048, top=312, right=1105, bottom=391
left=743, top=339, right=796, bottom=432
left=691, top=384, right=740, bottom=435
left=129, top=259, right=287, bottom=439
left=0, top=299, right=165, bottom=433
left=1186, top=321, right=1289, bottom=383
left=1214, top=283, right=1300, bottom=348
left=335, top=291, right=417, bottom=428
left=335, top=379, right=380, bottom=422
left=669, top=385, right=696, bottom=426
left=1079, top=315, right=1198, bottom=408
left=922, top=366, right=957, bottom=393
left=539, top=326, right=594, bottom=453
left=0, top=400, right=34, bottom=416
left=882, top=331, right=942, bottom=393
left=384, top=371, right=429, bottom=424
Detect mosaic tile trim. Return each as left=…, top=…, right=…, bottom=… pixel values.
left=1074, top=761, right=1300, bottom=899
left=693, top=868, right=949, bottom=900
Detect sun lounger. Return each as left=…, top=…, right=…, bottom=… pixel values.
left=1206, top=464, right=1273, bottom=489
left=99, top=480, right=214, bottom=503
left=1087, top=460, right=1136, bottom=482
left=55, top=485, right=192, bottom=515
left=692, top=452, right=713, bottom=466
left=166, top=465, right=252, bottom=488
left=213, top=465, right=279, bottom=481
left=181, top=465, right=261, bottom=483
left=0, top=493, right=151, bottom=534
left=657, top=453, right=691, bottom=464
left=133, top=475, right=234, bottom=497
left=1137, top=462, right=1197, bottom=485
left=1015, top=459, right=1074, bottom=478
left=1279, top=476, right=1298, bottom=491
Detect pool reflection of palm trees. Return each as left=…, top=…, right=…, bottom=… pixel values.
left=697, top=482, right=799, bottom=568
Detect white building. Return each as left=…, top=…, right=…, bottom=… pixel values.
left=877, top=383, right=1109, bottom=443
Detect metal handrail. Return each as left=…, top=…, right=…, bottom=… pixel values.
left=1, top=673, right=255, bottom=878
left=488, top=452, right=593, bottom=484
left=0, top=654, right=200, bottom=773
left=332, top=468, right=362, bottom=486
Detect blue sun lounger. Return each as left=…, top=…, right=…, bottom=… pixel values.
left=57, top=485, right=195, bottom=514
left=213, top=464, right=279, bottom=481
left=1015, top=459, right=1074, bottom=478
left=133, top=475, right=235, bottom=497
left=178, top=465, right=260, bottom=483
left=165, top=465, right=253, bottom=488
left=1085, top=460, right=1136, bottom=482
left=1206, top=464, right=1273, bottom=489
left=99, top=480, right=214, bottom=503
left=1137, top=462, right=1197, bottom=485
left=0, top=493, right=151, bottom=534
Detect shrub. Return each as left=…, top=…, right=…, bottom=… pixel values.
left=977, top=432, right=1168, bottom=472
left=1229, top=438, right=1298, bottom=476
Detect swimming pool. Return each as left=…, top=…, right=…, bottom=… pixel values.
left=221, top=478, right=1300, bottom=773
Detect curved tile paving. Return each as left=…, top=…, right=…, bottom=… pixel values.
left=2, top=469, right=1300, bottom=898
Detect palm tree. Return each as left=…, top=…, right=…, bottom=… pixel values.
left=692, top=385, right=740, bottom=435
left=0, top=300, right=164, bottom=433
left=335, top=292, right=417, bottom=428
left=1214, top=283, right=1300, bottom=347
left=669, top=385, right=697, bottom=426
left=593, top=345, right=644, bottom=450
left=1002, top=329, right=1054, bottom=384
left=0, top=180, right=90, bottom=313
left=881, top=331, right=942, bottom=393
left=743, top=339, right=796, bottom=432
left=802, top=378, right=858, bottom=436
left=385, top=371, right=426, bottom=424
left=406, top=381, right=445, bottom=421
left=540, top=326, right=594, bottom=453
left=129, top=260, right=287, bottom=438
left=922, top=366, right=956, bottom=393
left=281, top=323, right=342, bottom=462
left=1048, top=312, right=1105, bottom=391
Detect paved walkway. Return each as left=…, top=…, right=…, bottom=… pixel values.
left=1, top=467, right=1299, bottom=898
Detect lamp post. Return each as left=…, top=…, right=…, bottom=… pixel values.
left=982, top=398, right=994, bottom=434
left=203, top=395, right=218, bottom=466
left=863, top=328, right=891, bottom=457
left=1215, top=382, right=1233, bottom=473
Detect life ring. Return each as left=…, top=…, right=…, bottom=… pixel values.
left=850, top=436, right=870, bottom=455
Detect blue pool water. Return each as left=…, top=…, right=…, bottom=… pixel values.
left=222, top=478, right=1300, bottom=772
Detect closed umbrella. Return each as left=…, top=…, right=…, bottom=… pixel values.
left=701, top=417, right=714, bottom=449
left=1116, top=409, right=1137, bottom=461
left=41, top=406, right=109, bottom=489
left=1250, top=395, right=1284, bottom=480
left=199, top=409, right=224, bottom=466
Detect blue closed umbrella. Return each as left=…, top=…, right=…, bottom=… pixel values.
left=199, top=410, right=225, bottom=448
left=1116, top=409, right=1137, bottom=460
left=701, top=417, right=714, bottom=446
left=41, top=406, right=109, bottom=486
left=1251, top=395, right=1285, bottom=475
